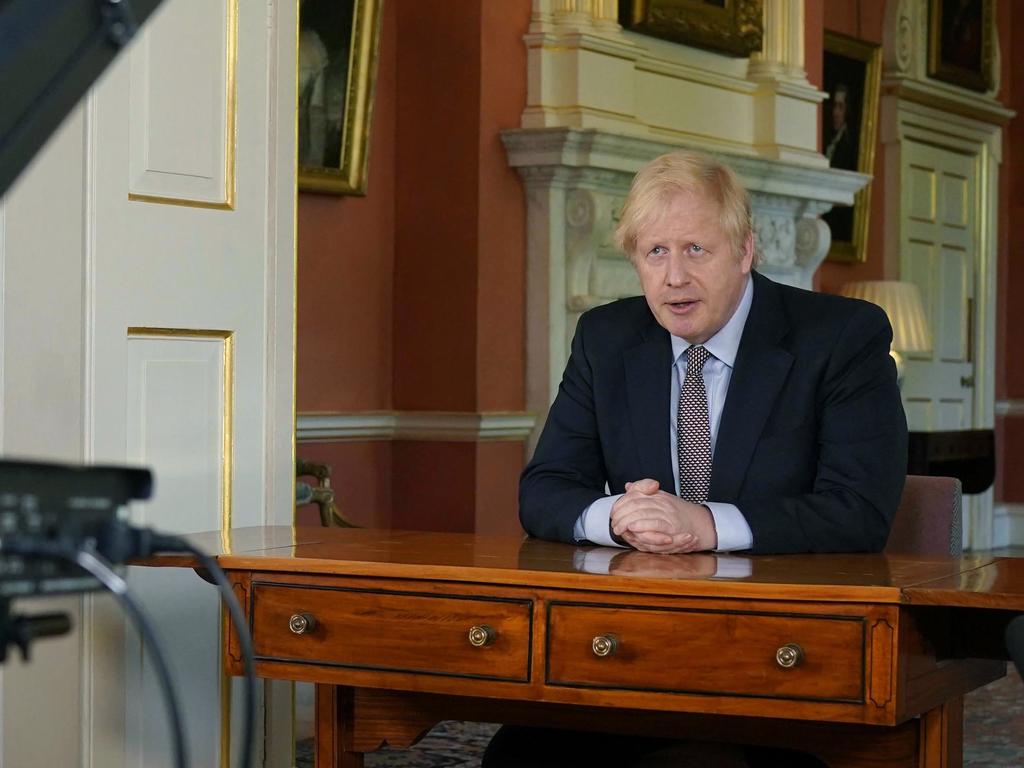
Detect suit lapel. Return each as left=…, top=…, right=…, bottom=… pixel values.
left=710, top=272, right=794, bottom=502
left=624, top=324, right=675, bottom=492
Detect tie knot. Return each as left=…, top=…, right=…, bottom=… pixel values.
left=687, top=345, right=710, bottom=373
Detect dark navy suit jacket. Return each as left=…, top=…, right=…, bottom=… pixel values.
left=519, top=271, right=908, bottom=555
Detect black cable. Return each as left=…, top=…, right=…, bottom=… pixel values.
left=71, top=548, right=189, bottom=768
left=94, top=528, right=256, bottom=768
left=96, top=522, right=257, bottom=768
left=174, top=541, right=256, bottom=768
left=1, top=524, right=256, bottom=768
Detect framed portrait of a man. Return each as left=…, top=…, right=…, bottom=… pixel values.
left=927, top=0, right=994, bottom=92
left=298, top=0, right=382, bottom=195
left=822, top=32, right=881, bottom=264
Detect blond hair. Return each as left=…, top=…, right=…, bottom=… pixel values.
left=613, top=151, right=755, bottom=265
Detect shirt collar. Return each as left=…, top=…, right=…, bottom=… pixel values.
left=670, top=275, right=754, bottom=368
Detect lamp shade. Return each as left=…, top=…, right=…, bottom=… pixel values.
left=839, top=280, right=932, bottom=353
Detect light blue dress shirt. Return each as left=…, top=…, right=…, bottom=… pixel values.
left=573, top=276, right=755, bottom=552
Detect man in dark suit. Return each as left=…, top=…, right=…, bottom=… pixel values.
left=484, top=151, right=907, bottom=767
left=521, top=150, right=905, bottom=557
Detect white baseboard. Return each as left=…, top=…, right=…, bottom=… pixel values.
left=296, top=411, right=536, bottom=443
left=993, top=503, right=1024, bottom=548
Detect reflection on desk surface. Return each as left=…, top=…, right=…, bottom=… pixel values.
left=155, top=526, right=1013, bottom=605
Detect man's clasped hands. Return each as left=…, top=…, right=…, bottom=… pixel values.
left=610, top=479, right=718, bottom=554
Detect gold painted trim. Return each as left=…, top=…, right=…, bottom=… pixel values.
left=291, top=0, right=300, bottom=528
left=127, top=326, right=235, bottom=766
left=126, top=193, right=235, bottom=210
left=128, top=0, right=238, bottom=210
left=224, top=0, right=238, bottom=209
left=298, top=0, right=383, bottom=195
left=220, top=635, right=233, bottom=767
left=824, top=32, right=881, bottom=265
left=126, top=327, right=234, bottom=531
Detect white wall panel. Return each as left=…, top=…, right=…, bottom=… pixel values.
left=0, top=0, right=295, bottom=763
left=123, top=330, right=231, bottom=767
left=126, top=332, right=231, bottom=530
left=128, top=0, right=236, bottom=208
left=937, top=247, right=968, bottom=362
left=0, top=106, right=88, bottom=768
left=940, top=172, right=968, bottom=228
left=907, top=165, right=936, bottom=222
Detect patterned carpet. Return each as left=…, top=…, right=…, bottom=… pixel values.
left=964, top=665, right=1024, bottom=767
left=295, top=668, right=1024, bottom=766
left=296, top=720, right=498, bottom=767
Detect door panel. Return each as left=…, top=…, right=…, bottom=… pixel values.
left=83, top=1, right=296, bottom=766
left=900, top=142, right=975, bottom=432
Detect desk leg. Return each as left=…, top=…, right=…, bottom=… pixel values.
left=315, top=684, right=364, bottom=768
left=918, top=697, right=963, bottom=768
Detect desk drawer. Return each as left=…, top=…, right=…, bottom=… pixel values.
left=546, top=603, right=864, bottom=702
left=251, top=583, right=532, bottom=681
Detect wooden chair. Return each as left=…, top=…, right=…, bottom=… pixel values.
left=884, top=474, right=963, bottom=556
left=296, top=458, right=356, bottom=528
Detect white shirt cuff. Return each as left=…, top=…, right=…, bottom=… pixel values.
left=571, top=546, right=621, bottom=574
left=711, top=555, right=753, bottom=579
left=573, top=494, right=627, bottom=548
left=706, top=502, right=753, bottom=552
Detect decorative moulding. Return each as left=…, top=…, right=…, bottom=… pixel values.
left=996, top=400, right=1024, bottom=418
left=296, top=412, right=537, bottom=443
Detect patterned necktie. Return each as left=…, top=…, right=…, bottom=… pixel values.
left=678, top=345, right=712, bottom=504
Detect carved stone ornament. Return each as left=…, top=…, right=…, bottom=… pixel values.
left=621, top=0, right=763, bottom=57
left=895, top=0, right=913, bottom=73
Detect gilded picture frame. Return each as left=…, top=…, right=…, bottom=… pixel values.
left=619, top=0, right=763, bottom=58
left=822, top=32, right=881, bottom=264
left=298, top=0, right=382, bottom=195
left=927, top=0, right=994, bottom=93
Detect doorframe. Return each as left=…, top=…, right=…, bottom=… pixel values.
left=881, top=95, right=1001, bottom=551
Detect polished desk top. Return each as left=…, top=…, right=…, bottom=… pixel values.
left=155, top=526, right=1022, bottom=607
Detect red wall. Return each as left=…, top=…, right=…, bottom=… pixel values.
left=297, top=0, right=1024, bottom=534
left=296, top=0, right=530, bottom=533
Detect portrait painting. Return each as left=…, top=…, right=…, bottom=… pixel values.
left=822, top=33, right=881, bottom=264
left=928, top=0, right=994, bottom=92
left=619, top=0, right=763, bottom=57
left=298, top=0, right=382, bottom=195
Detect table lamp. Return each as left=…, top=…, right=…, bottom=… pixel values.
left=839, top=280, right=932, bottom=385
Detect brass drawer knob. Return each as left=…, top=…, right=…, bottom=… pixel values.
left=592, top=634, right=618, bottom=658
left=468, top=625, right=495, bottom=647
left=775, top=643, right=804, bottom=669
left=288, top=612, right=317, bottom=635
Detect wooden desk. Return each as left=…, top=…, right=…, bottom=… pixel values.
left=175, top=527, right=1024, bottom=768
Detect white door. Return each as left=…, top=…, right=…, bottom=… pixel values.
left=900, top=142, right=976, bottom=431
left=897, top=129, right=994, bottom=551
left=0, top=0, right=296, bottom=766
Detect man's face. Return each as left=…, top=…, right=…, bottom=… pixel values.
left=832, top=91, right=848, bottom=132
left=632, top=190, right=753, bottom=344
